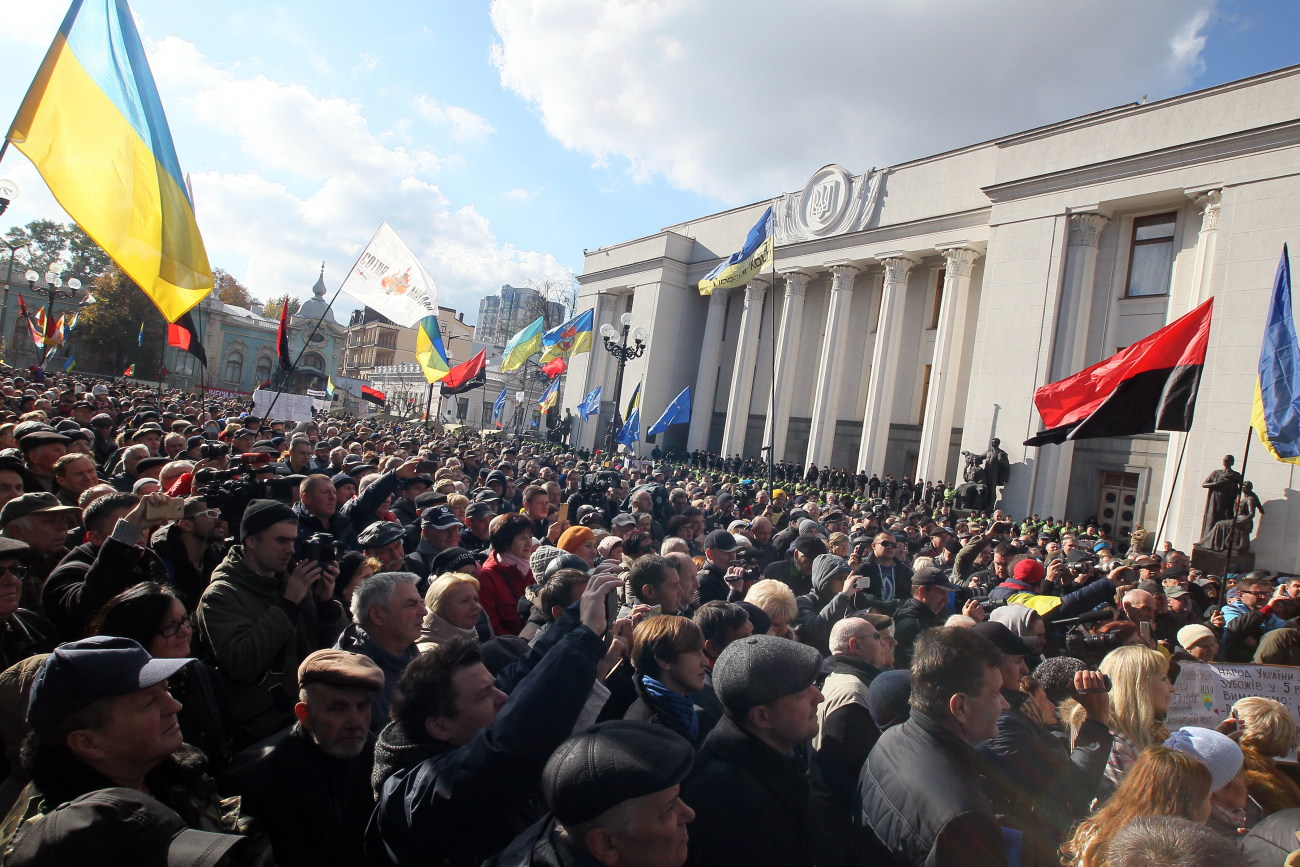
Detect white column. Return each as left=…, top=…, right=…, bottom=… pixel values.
left=804, top=264, right=860, bottom=467
left=1032, top=213, right=1109, bottom=519
left=916, top=247, right=981, bottom=483
left=687, top=288, right=732, bottom=451
left=721, top=278, right=769, bottom=456
left=1155, top=190, right=1222, bottom=548
left=764, top=270, right=811, bottom=462
left=857, top=254, right=918, bottom=473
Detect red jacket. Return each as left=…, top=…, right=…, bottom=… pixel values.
left=477, top=552, right=531, bottom=635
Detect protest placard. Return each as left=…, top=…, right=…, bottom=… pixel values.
left=1169, top=661, right=1300, bottom=761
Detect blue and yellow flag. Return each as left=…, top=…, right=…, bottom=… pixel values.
left=1252, top=245, right=1300, bottom=463
left=537, top=377, right=560, bottom=412
left=539, top=308, right=594, bottom=363
left=7, top=0, right=213, bottom=322
left=492, top=387, right=507, bottom=428
left=325, top=376, right=336, bottom=398
left=624, top=381, right=641, bottom=418
left=501, top=316, right=544, bottom=372
left=697, top=206, right=774, bottom=296
left=415, top=315, right=451, bottom=383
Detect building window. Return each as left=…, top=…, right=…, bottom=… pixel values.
left=1124, top=213, right=1176, bottom=297
left=301, top=351, right=325, bottom=372
left=224, top=351, right=244, bottom=383
left=929, top=269, right=946, bottom=329
left=254, top=356, right=272, bottom=383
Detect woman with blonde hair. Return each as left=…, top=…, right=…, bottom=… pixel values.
left=745, top=579, right=798, bottom=639
left=1067, top=645, right=1172, bottom=788
left=1061, top=746, right=1213, bottom=867
left=1233, top=695, right=1300, bottom=816
left=418, top=572, right=483, bottom=652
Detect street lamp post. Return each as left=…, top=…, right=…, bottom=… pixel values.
left=513, top=389, right=526, bottom=436
left=600, top=312, right=648, bottom=456
left=24, top=262, right=83, bottom=364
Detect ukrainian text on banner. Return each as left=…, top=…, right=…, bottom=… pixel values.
left=337, top=222, right=438, bottom=328
left=1168, top=662, right=1300, bottom=761
left=206, top=387, right=250, bottom=400
left=252, top=389, right=314, bottom=423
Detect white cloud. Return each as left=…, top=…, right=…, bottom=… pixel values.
left=503, top=187, right=540, bottom=201
left=490, top=0, right=1218, bottom=202
left=353, top=53, right=379, bottom=75
left=414, top=95, right=496, bottom=142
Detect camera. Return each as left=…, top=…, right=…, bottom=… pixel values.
left=193, top=457, right=299, bottom=531
left=733, top=548, right=763, bottom=583
left=1064, top=626, right=1126, bottom=666
left=302, top=532, right=344, bottom=568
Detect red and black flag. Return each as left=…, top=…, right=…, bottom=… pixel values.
left=439, top=348, right=487, bottom=396
left=361, top=384, right=386, bottom=406
left=1025, top=298, right=1213, bottom=446
left=166, top=311, right=207, bottom=366
left=276, top=298, right=292, bottom=370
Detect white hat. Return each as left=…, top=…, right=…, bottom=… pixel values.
left=1177, top=624, right=1215, bottom=650
left=1164, top=726, right=1244, bottom=791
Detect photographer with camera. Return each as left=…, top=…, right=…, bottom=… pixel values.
left=196, top=499, right=345, bottom=748
left=294, top=473, right=352, bottom=556
left=697, top=529, right=744, bottom=605
left=988, top=557, right=1128, bottom=625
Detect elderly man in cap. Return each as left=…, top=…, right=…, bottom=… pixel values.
left=404, top=505, right=465, bottom=582
left=196, top=499, right=345, bottom=748
left=357, top=521, right=407, bottom=574
left=336, top=572, right=425, bottom=730
left=0, top=636, right=256, bottom=851
left=1, top=492, right=81, bottom=608
left=0, top=538, right=56, bottom=670
left=16, top=429, right=69, bottom=494
left=682, top=634, right=825, bottom=867
left=488, top=721, right=696, bottom=867
left=390, top=473, right=431, bottom=528
left=234, top=649, right=385, bottom=867
left=458, top=500, right=495, bottom=554
left=860, top=627, right=1010, bottom=867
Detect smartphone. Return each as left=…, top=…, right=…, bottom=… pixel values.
left=417, top=460, right=439, bottom=473
left=556, top=503, right=569, bottom=524
left=145, top=499, right=185, bottom=521
left=1139, top=621, right=1152, bottom=641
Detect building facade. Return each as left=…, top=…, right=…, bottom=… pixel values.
left=565, top=64, right=1300, bottom=570
left=476, top=284, right=566, bottom=347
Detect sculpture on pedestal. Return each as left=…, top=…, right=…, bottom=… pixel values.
left=1200, top=455, right=1243, bottom=540
left=954, top=439, right=1010, bottom=512
left=1201, top=479, right=1265, bottom=553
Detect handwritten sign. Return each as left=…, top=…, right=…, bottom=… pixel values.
left=1169, top=662, right=1300, bottom=761
left=252, top=390, right=314, bottom=423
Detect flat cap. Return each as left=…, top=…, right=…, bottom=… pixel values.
left=712, top=634, right=821, bottom=715
left=297, top=649, right=384, bottom=692
left=357, top=521, right=405, bottom=548
left=0, top=538, right=31, bottom=558
left=17, top=430, right=70, bottom=451
left=0, top=492, right=80, bottom=528
left=543, top=721, right=694, bottom=826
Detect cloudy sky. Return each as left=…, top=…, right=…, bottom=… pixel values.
left=0, top=0, right=1295, bottom=322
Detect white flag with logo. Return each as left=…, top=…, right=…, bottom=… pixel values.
left=337, top=222, right=438, bottom=327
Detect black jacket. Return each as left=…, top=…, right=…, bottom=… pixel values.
left=485, top=816, right=593, bottom=867
left=682, top=716, right=815, bottom=867
left=41, top=537, right=170, bottom=640
left=622, top=675, right=708, bottom=746
left=151, top=523, right=223, bottom=610
left=234, top=724, right=375, bottom=867
left=852, top=555, right=913, bottom=606
left=860, top=712, right=1007, bottom=867
left=978, top=691, right=1113, bottom=864
left=365, top=611, right=606, bottom=866
left=891, top=598, right=941, bottom=670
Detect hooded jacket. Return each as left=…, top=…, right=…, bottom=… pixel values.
left=195, top=546, right=347, bottom=747
left=795, top=554, right=862, bottom=655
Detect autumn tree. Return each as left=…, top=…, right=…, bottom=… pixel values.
left=215, top=268, right=257, bottom=309
left=74, top=269, right=167, bottom=375
left=261, top=294, right=301, bottom=320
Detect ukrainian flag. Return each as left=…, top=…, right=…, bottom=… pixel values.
left=501, top=316, right=544, bottom=372
left=6, top=0, right=212, bottom=322
left=539, top=308, right=594, bottom=363
left=538, top=377, right=560, bottom=412
left=415, top=315, right=451, bottom=383
left=1252, top=245, right=1300, bottom=463
left=697, top=206, right=774, bottom=296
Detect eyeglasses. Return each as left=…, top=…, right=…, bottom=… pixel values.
left=0, top=564, right=27, bottom=581
left=158, top=614, right=193, bottom=639
left=190, top=509, right=221, bottom=520
left=875, top=541, right=898, bottom=548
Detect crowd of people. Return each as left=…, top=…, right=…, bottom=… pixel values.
left=0, top=364, right=1296, bottom=866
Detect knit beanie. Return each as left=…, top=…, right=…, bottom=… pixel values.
left=530, top=545, right=563, bottom=577
left=557, top=526, right=595, bottom=555
left=1176, top=624, right=1216, bottom=651
left=1164, top=726, right=1244, bottom=791
left=867, top=669, right=912, bottom=731
left=239, top=499, right=297, bottom=541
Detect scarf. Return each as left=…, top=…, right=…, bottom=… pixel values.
left=642, top=675, right=700, bottom=740
left=500, top=549, right=533, bottom=578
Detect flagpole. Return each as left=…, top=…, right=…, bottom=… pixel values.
left=1219, top=426, right=1254, bottom=589
left=765, top=207, right=777, bottom=492
left=1152, top=432, right=1190, bottom=551
left=261, top=285, right=343, bottom=422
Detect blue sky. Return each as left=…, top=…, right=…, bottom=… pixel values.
left=1, top=0, right=1297, bottom=325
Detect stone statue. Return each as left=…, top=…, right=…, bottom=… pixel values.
left=959, top=450, right=986, bottom=485
left=1200, top=455, right=1243, bottom=539
left=1202, top=481, right=1265, bottom=552
left=983, top=438, right=1010, bottom=490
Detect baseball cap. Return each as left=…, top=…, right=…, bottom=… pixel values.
left=704, top=529, right=740, bottom=552
left=421, top=505, right=464, bottom=530
left=911, top=566, right=960, bottom=591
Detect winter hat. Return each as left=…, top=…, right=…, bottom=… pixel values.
left=1177, top=624, right=1216, bottom=651
left=1032, top=656, right=1088, bottom=705
left=867, top=669, right=912, bottom=731
left=1164, top=726, right=1244, bottom=792
left=712, top=634, right=821, bottom=715
left=530, top=545, right=564, bottom=577
left=556, top=526, right=595, bottom=555
left=810, top=554, right=850, bottom=597
left=1013, top=558, right=1046, bottom=585
left=597, top=536, right=623, bottom=559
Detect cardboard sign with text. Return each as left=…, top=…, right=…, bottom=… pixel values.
left=1169, top=661, right=1300, bottom=762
